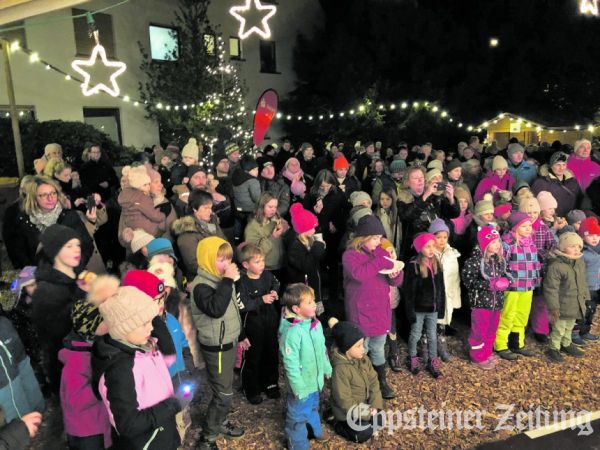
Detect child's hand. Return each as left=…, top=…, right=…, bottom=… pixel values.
left=240, top=338, right=251, bottom=350
left=224, top=263, right=240, bottom=280
left=262, top=293, right=276, bottom=304
left=388, top=270, right=401, bottom=279
left=554, top=217, right=567, bottom=230
left=314, top=199, right=324, bottom=214
left=21, top=412, right=42, bottom=438
left=549, top=309, right=560, bottom=323
left=270, top=290, right=279, bottom=300
left=370, top=408, right=378, bottom=416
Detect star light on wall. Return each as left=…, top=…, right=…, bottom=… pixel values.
left=580, top=0, right=599, bottom=16
left=71, top=44, right=127, bottom=96
left=229, top=0, right=277, bottom=40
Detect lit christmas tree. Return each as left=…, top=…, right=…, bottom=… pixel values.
left=138, top=0, right=251, bottom=159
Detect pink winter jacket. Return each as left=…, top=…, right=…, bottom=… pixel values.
left=59, top=340, right=112, bottom=448
left=567, top=154, right=600, bottom=191
left=474, top=172, right=515, bottom=202
left=118, top=187, right=166, bottom=236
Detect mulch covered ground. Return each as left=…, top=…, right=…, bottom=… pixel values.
left=1, top=270, right=597, bottom=449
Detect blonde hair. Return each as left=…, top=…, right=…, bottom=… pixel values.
left=298, top=234, right=314, bottom=249
left=22, top=176, right=67, bottom=216
left=217, top=242, right=234, bottom=260
left=416, top=253, right=440, bottom=278
left=574, top=139, right=591, bottom=154
left=238, top=242, right=264, bottom=263
left=347, top=235, right=377, bottom=251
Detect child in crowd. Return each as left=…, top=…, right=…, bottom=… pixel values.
left=60, top=275, right=116, bottom=450
left=450, top=186, right=473, bottom=237
left=494, top=212, right=540, bottom=360
left=567, top=210, right=586, bottom=233
left=376, top=189, right=401, bottom=254
left=146, top=238, right=184, bottom=290
left=120, top=228, right=154, bottom=273
left=519, top=195, right=557, bottom=343
left=537, top=191, right=567, bottom=236
left=380, top=239, right=403, bottom=372
left=286, top=203, right=326, bottom=315
left=348, top=191, right=373, bottom=231
left=279, top=283, right=332, bottom=449
left=342, top=215, right=403, bottom=397
left=190, top=237, right=245, bottom=449
left=92, top=285, right=181, bottom=450
left=494, top=203, right=512, bottom=233
left=544, top=232, right=590, bottom=362
left=573, top=217, right=600, bottom=343
left=462, top=227, right=511, bottom=370
left=328, top=318, right=383, bottom=444
left=428, top=219, right=461, bottom=362
left=118, top=165, right=166, bottom=237
left=237, top=243, right=281, bottom=405
left=404, top=233, right=446, bottom=378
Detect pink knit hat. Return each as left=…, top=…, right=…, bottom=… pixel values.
left=289, top=203, right=318, bottom=234
left=413, top=233, right=436, bottom=253
left=478, top=226, right=500, bottom=251
left=494, top=203, right=512, bottom=218
left=508, top=211, right=532, bottom=231
left=536, top=191, right=558, bottom=211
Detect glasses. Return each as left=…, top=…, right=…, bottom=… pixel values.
left=37, top=191, right=58, bottom=200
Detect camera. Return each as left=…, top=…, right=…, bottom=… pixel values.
left=436, top=181, right=448, bottom=192
left=86, top=195, right=96, bottom=211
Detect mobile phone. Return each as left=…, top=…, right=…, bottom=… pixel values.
left=86, top=195, right=96, bottom=211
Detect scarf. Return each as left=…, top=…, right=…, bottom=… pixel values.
left=29, top=203, right=63, bottom=232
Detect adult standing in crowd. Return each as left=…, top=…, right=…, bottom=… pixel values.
left=78, top=144, right=119, bottom=202
left=532, top=151, right=582, bottom=217
left=567, top=139, right=600, bottom=191
left=258, top=156, right=291, bottom=218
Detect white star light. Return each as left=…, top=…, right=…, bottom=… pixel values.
left=580, top=0, right=599, bottom=15
left=229, top=0, right=277, bottom=40
left=71, top=44, right=127, bottom=97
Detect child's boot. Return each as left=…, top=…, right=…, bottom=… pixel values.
left=561, top=344, right=584, bottom=357
left=546, top=348, right=563, bottom=363
left=427, top=357, right=442, bottom=379
left=387, top=338, right=402, bottom=372
left=407, top=355, right=420, bottom=375
left=374, top=364, right=396, bottom=399
left=437, top=325, right=451, bottom=362
left=418, top=334, right=429, bottom=364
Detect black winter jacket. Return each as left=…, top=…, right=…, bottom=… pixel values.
left=285, top=236, right=326, bottom=302
left=461, top=247, right=509, bottom=310
left=402, top=259, right=446, bottom=323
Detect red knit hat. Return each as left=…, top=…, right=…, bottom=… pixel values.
left=122, top=270, right=165, bottom=298
left=579, top=217, right=600, bottom=237
left=413, top=233, right=436, bottom=253
left=289, top=203, right=318, bottom=234
left=494, top=203, right=512, bottom=218
left=333, top=156, right=350, bottom=171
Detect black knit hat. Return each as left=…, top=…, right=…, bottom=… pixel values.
left=446, top=159, right=462, bottom=173
left=257, top=155, right=275, bottom=172
left=241, top=156, right=258, bottom=172
left=355, top=215, right=386, bottom=237
left=329, top=318, right=365, bottom=353
left=212, top=150, right=228, bottom=171
left=187, top=165, right=205, bottom=178
left=40, top=224, right=81, bottom=261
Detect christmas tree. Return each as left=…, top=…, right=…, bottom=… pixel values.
left=138, top=0, right=251, bottom=157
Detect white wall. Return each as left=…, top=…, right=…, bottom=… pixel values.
left=0, top=0, right=323, bottom=149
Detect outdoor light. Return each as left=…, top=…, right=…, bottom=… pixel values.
left=359, top=105, right=366, bottom=112
left=65, top=75, right=71, bottom=80
left=10, top=41, right=19, bottom=52
left=350, top=110, right=355, bottom=115
left=588, top=125, right=595, bottom=131
left=441, top=111, right=447, bottom=117
left=276, top=113, right=282, bottom=119
left=71, top=43, right=126, bottom=97
left=432, top=106, right=439, bottom=112
left=536, top=126, right=542, bottom=132
left=29, top=52, right=39, bottom=63
left=499, top=113, right=505, bottom=118
left=580, top=0, right=599, bottom=16
left=401, top=102, right=408, bottom=109
left=45, top=65, right=51, bottom=70
left=230, top=0, right=277, bottom=39
left=413, top=101, right=419, bottom=108
left=157, top=103, right=163, bottom=109
left=390, top=104, right=396, bottom=110
left=134, top=101, right=139, bottom=106
left=123, top=95, right=130, bottom=102
left=575, top=125, right=581, bottom=130
left=483, top=122, right=489, bottom=127
left=489, top=37, right=499, bottom=47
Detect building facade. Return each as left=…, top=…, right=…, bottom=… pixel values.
left=0, top=0, right=322, bottom=149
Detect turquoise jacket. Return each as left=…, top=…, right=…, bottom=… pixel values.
left=278, top=311, right=332, bottom=400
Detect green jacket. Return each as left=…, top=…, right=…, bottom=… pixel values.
left=330, top=348, right=383, bottom=421
left=543, top=251, right=590, bottom=320
left=244, top=218, right=285, bottom=270
left=278, top=311, right=332, bottom=400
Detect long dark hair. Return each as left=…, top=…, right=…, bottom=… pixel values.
left=309, top=169, right=338, bottom=197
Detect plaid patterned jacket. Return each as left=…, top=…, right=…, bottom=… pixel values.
left=502, top=233, right=541, bottom=291
left=533, top=219, right=557, bottom=271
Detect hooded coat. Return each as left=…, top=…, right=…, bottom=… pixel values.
left=118, top=187, right=166, bottom=237
left=531, top=165, right=582, bottom=217
left=543, top=250, right=590, bottom=320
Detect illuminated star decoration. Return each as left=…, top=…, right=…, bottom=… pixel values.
left=580, top=0, right=599, bottom=15
left=229, top=0, right=277, bottom=40
left=71, top=44, right=127, bottom=97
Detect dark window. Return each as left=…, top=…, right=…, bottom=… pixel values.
left=73, top=8, right=115, bottom=58
left=0, top=21, right=27, bottom=48
left=0, top=105, right=35, bottom=120
left=204, top=33, right=216, bottom=55
left=83, top=108, right=122, bottom=145
left=259, top=40, right=277, bottom=73
left=149, top=24, right=179, bottom=61
left=229, top=37, right=242, bottom=60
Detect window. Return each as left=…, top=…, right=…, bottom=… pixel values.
left=83, top=108, right=122, bottom=145
left=149, top=25, right=179, bottom=61
left=73, top=9, right=115, bottom=58
left=0, top=105, right=35, bottom=120
left=204, top=33, right=215, bottom=55
left=0, top=21, right=27, bottom=48
left=259, top=40, right=277, bottom=73
left=229, top=37, right=242, bottom=60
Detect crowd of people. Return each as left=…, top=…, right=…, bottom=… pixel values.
left=1, top=135, right=600, bottom=449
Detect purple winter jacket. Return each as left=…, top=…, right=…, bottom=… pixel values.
left=342, top=246, right=404, bottom=337
left=474, top=172, right=515, bottom=203
left=59, top=337, right=112, bottom=447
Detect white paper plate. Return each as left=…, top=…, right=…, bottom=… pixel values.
left=379, top=257, right=405, bottom=274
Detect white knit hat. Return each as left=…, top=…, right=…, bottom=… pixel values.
left=98, top=286, right=159, bottom=341
left=130, top=229, right=154, bottom=253
left=181, top=138, right=199, bottom=160
left=147, top=261, right=177, bottom=289
left=128, top=166, right=151, bottom=189
left=537, top=191, right=558, bottom=211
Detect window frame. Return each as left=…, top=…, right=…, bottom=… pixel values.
left=148, top=23, right=181, bottom=62
left=83, top=107, right=123, bottom=145
left=72, top=8, right=116, bottom=58
left=259, top=39, right=279, bottom=74
left=229, top=36, right=243, bottom=60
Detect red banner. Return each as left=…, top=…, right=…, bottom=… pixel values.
left=253, top=89, right=279, bottom=147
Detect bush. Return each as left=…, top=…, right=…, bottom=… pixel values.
left=0, top=118, right=139, bottom=177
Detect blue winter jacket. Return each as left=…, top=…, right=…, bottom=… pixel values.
left=583, top=243, right=600, bottom=291
left=508, top=160, right=537, bottom=185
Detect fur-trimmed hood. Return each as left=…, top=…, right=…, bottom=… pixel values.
left=538, top=164, right=575, bottom=181
left=170, top=215, right=219, bottom=237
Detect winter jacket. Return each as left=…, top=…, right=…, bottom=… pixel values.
left=474, top=172, right=515, bottom=203
left=342, top=246, right=403, bottom=336
left=278, top=312, right=332, bottom=400
left=502, top=233, right=541, bottom=291
left=335, top=175, right=360, bottom=201
left=507, top=160, right=537, bottom=185
left=532, top=218, right=557, bottom=268
left=402, top=258, right=446, bottom=323
left=0, top=418, right=31, bottom=450
left=281, top=168, right=307, bottom=203
left=543, top=251, right=590, bottom=320
left=260, top=176, right=291, bottom=217
left=5, top=207, right=94, bottom=270
left=298, top=155, right=318, bottom=186
left=118, top=188, right=166, bottom=237
left=376, top=208, right=401, bottom=252
left=461, top=247, right=509, bottom=311
left=583, top=243, right=600, bottom=291
left=303, top=190, right=348, bottom=243
left=0, top=317, right=44, bottom=423
left=92, top=336, right=180, bottom=450
left=170, top=215, right=226, bottom=280
left=567, top=154, right=600, bottom=191
left=330, top=349, right=383, bottom=422
left=244, top=218, right=285, bottom=270
left=238, top=270, right=280, bottom=314
left=232, top=170, right=261, bottom=213
left=79, top=159, right=119, bottom=202
left=58, top=334, right=111, bottom=446
left=285, top=236, right=326, bottom=302
left=368, top=173, right=395, bottom=205
left=435, top=245, right=462, bottom=324
left=190, top=270, right=241, bottom=351
left=531, top=166, right=582, bottom=217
